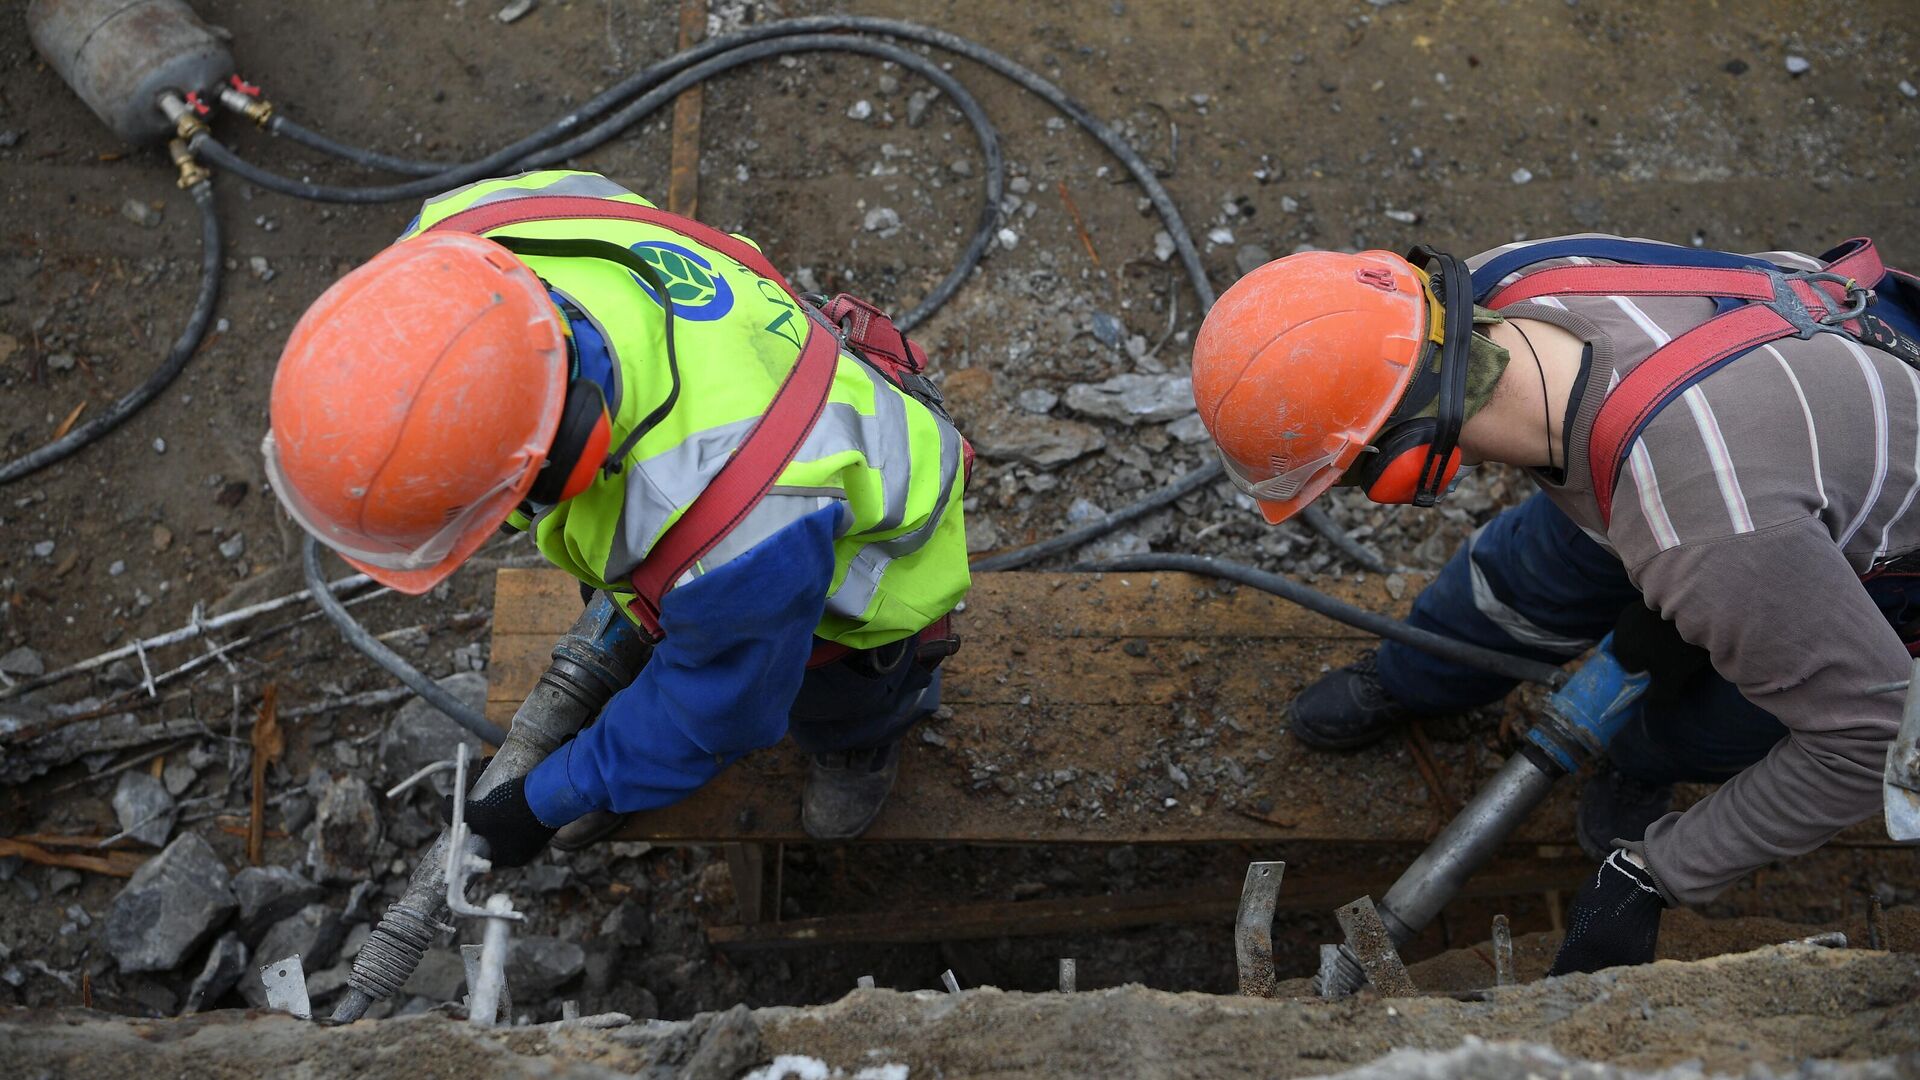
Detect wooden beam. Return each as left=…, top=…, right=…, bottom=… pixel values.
left=706, top=858, right=1595, bottom=951
left=666, top=0, right=706, bottom=218
left=487, top=569, right=1902, bottom=848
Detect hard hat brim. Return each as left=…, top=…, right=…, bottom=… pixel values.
left=338, top=484, right=521, bottom=595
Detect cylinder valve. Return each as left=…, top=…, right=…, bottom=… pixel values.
left=28, top=0, right=235, bottom=145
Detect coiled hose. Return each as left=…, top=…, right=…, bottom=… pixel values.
left=0, top=179, right=221, bottom=484
left=223, top=17, right=1540, bottom=716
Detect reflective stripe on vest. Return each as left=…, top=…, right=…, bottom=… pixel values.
left=403, top=170, right=969, bottom=648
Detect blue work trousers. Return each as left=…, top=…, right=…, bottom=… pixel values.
left=1375, top=493, right=1791, bottom=785
left=788, top=641, right=940, bottom=755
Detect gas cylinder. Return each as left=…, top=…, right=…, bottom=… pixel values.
left=28, top=0, right=234, bottom=145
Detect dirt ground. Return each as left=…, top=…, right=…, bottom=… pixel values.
left=3, top=0, right=1920, bottom=1038
left=3, top=937, right=1917, bottom=1079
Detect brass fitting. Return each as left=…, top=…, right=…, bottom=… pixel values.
left=218, top=85, right=275, bottom=127
left=157, top=93, right=209, bottom=141
left=169, top=139, right=211, bottom=189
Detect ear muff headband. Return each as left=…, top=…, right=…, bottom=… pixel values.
left=529, top=380, right=612, bottom=505
left=1409, top=245, right=1474, bottom=505
left=486, top=234, right=685, bottom=478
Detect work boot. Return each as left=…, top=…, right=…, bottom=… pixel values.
left=1287, top=650, right=1417, bottom=751
left=550, top=809, right=630, bottom=852
left=801, top=741, right=900, bottom=840
left=1576, top=763, right=1674, bottom=863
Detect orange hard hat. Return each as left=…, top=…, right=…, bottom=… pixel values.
left=1191, top=249, right=1436, bottom=524
left=263, top=231, right=568, bottom=594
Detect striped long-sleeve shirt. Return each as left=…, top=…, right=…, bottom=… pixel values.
left=1470, top=235, right=1915, bottom=906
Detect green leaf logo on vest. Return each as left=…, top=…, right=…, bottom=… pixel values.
left=628, top=241, right=735, bottom=321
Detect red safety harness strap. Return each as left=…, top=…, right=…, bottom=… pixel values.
left=427, top=195, right=799, bottom=300
left=1582, top=304, right=1797, bottom=525
left=428, top=192, right=831, bottom=640
left=624, top=321, right=839, bottom=638
left=1482, top=238, right=1895, bottom=529
left=1490, top=265, right=1777, bottom=307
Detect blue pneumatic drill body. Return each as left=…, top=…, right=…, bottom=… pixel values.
left=1316, top=634, right=1659, bottom=999
left=1525, top=632, right=1651, bottom=775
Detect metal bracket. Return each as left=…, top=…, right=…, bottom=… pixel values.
left=260, top=954, right=311, bottom=1020
left=1233, top=861, right=1285, bottom=997
left=445, top=744, right=524, bottom=1026
left=1334, top=896, right=1416, bottom=998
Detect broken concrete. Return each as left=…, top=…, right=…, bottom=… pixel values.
left=231, top=865, right=324, bottom=944
left=111, top=770, right=175, bottom=847
left=104, top=833, right=236, bottom=973
left=508, top=935, right=587, bottom=998
left=305, top=773, right=381, bottom=885
left=1063, top=373, right=1196, bottom=425
left=183, top=934, right=247, bottom=1014
left=378, top=672, right=490, bottom=794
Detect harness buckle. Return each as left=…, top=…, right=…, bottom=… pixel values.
left=1775, top=268, right=1873, bottom=337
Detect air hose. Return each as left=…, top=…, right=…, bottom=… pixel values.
left=0, top=178, right=221, bottom=484
left=210, top=17, right=1531, bottom=718
left=302, top=536, right=506, bottom=745
left=1085, top=554, right=1569, bottom=688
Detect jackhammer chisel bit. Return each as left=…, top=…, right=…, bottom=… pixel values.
left=1315, top=635, right=1649, bottom=999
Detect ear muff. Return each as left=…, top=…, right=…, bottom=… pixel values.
left=1356, top=418, right=1463, bottom=505
left=530, top=380, right=612, bottom=505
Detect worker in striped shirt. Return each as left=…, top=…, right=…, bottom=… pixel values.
left=1191, top=237, right=1920, bottom=976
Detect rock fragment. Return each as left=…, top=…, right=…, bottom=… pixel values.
left=378, top=672, right=489, bottom=794
left=121, top=199, right=162, bottom=228
left=973, top=415, right=1106, bottom=469
left=232, top=865, right=325, bottom=943
left=105, top=833, right=236, bottom=973
left=0, top=646, right=44, bottom=677
left=184, top=933, right=248, bottom=1013
left=1064, top=374, right=1196, bottom=425
left=306, top=774, right=382, bottom=884
left=508, top=935, right=587, bottom=996
left=112, top=771, right=176, bottom=847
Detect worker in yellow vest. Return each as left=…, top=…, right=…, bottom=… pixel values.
left=265, top=171, right=971, bottom=859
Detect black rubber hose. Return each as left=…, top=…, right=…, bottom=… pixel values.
left=196, top=36, right=1002, bottom=331
left=1083, top=553, right=1570, bottom=688
left=267, top=114, right=451, bottom=177
left=302, top=535, right=507, bottom=743
left=974, top=460, right=1225, bottom=572
left=512, top=33, right=1003, bottom=332
left=0, top=180, right=221, bottom=485
left=1299, top=504, right=1388, bottom=573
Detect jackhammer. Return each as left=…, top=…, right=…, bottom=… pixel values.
left=329, top=593, right=649, bottom=1023
left=1311, top=634, right=1649, bottom=998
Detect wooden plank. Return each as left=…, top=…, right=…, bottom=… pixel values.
left=491, top=633, right=1370, bottom=710
left=667, top=0, right=706, bottom=220
left=487, top=569, right=1903, bottom=848
left=488, top=568, right=1411, bottom=658
left=706, top=857, right=1594, bottom=951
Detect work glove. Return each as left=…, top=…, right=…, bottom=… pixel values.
left=1547, top=849, right=1667, bottom=976
left=442, top=774, right=556, bottom=869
